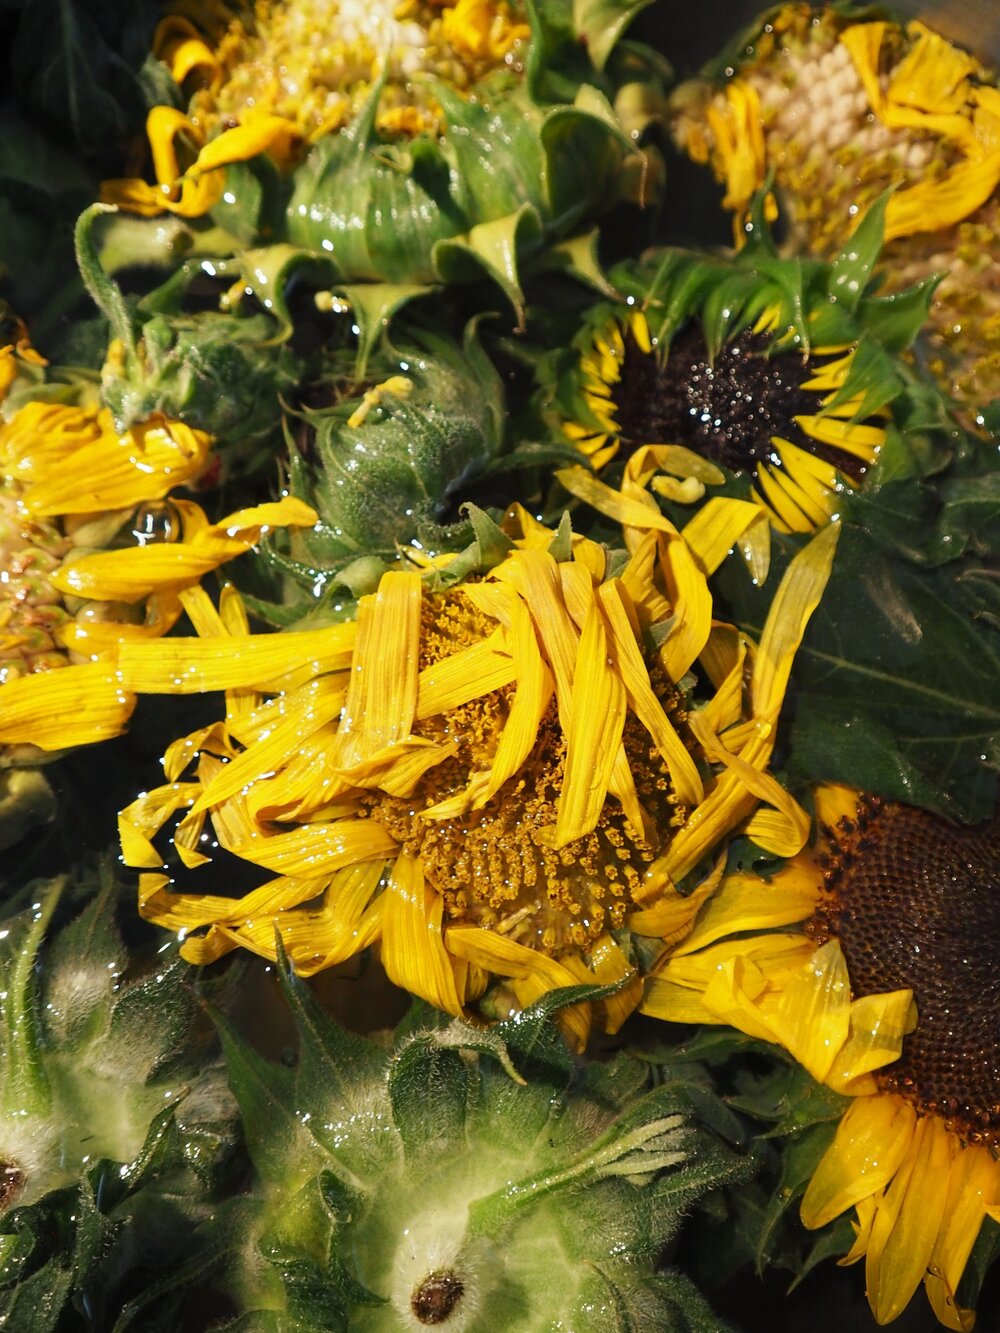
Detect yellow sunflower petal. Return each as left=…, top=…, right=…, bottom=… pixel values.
left=801, top=1094, right=918, bottom=1230
left=866, top=1112, right=955, bottom=1325
left=114, top=622, right=356, bottom=693
left=0, top=664, right=134, bottom=750
left=14, top=408, right=210, bottom=517
left=546, top=596, right=626, bottom=848
left=380, top=851, right=464, bottom=1016
left=752, top=522, right=840, bottom=721
left=554, top=464, right=676, bottom=534
left=925, top=1142, right=999, bottom=1332
left=334, top=571, right=421, bottom=772
left=445, top=925, right=592, bottom=1049
left=681, top=497, right=771, bottom=583
left=598, top=579, right=703, bottom=807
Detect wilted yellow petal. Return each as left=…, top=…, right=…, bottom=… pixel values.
left=598, top=579, right=703, bottom=806
left=546, top=597, right=625, bottom=848
left=866, top=1113, right=954, bottom=1325
left=115, top=622, right=356, bottom=693
left=334, top=571, right=421, bottom=773
left=801, top=1094, right=917, bottom=1229
left=752, top=522, right=839, bottom=720
left=0, top=664, right=134, bottom=750
left=555, top=464, right=676, bottom=533
left=380, top=851, right=464, bottom=1016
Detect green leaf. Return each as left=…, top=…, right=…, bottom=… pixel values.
left=573, top=0, right=655, bottom=69
left=387, top=1039, right=471, bottom=1164
left=210, top=1004, right=320, bottom=1190
left=720, top=524, right=1000, bottom=820
left=8, top=0, right=161, bottom=158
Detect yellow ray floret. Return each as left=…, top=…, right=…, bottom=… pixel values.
left=119, top=508, right=836, bottom=1045
left=643, top=789, right=1000, bottom=1331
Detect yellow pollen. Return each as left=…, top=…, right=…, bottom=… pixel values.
left=359, top=589, right=691, bottom=958
left=179, top=0, right=531, bottom=142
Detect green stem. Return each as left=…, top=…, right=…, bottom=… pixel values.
left=73, top=204, right=139, bottom=361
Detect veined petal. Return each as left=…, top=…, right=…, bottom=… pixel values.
left=381, top=851, right=464, bottom=1016
left=16, top=409, right=210, bottom=517
left=598, top=580, right=703, bottom=807
left=554, top=464, right=677, bottom=533
left=825, top=989, right=916, bottom=1093
left=335, top=571, right=421, bottom=772
left=925, top=1142, right=999, bottom=1331
left=119, top=782, right=201, bottom=867
left=415, top=632, right=515, bottom=718
left=682, top=497, right=771, bottom=581
left=866, top=1113, right=955, bottom=1325
left=665, top=861, right=818, bottom=956
left=627, top=857, right=725, bottom=943
left=546, top=597, right=626, bottom=848
left=801, top=1094, right=917, bottom=1229
left=477, top=594, right=553, bottom=805
left=445, top=925, right=592, bottom=1049
left=588, top=933, right=642, bottom=1033
left=751, top=522, right=840, bottom=721
left=114, top=623, right=356, bottom=693
left=0, top=664, right=134, bottom=750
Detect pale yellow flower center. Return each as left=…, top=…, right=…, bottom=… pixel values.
left=183, top=0, right=530, bottom=140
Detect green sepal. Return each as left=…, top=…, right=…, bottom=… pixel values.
left=330, top=283, right=433, bottom=379
left=208, top=1001, right=322, bottom=1192
left=823, top=190, right=892, bottom=311
left=0, top=883, right=60, bottom=1117
left=573, top=0, right=656, bottom=70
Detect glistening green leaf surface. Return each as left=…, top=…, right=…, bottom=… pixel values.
left=719, top=521, right=1000, bottom=821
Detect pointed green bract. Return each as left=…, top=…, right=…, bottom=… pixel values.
left=153, top=969, right=748, bottom=1332
left=0, top=866, right=239, bottom=1328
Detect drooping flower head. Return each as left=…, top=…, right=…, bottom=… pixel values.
left=671, top=3, right=1000, bottom=408
left=119, top=501, right=836, bottom=1046
left=100, top=0, right=668, bottom=312
left=644, top=784, right=1000, bottom=1330
left=544, top=196, right=941, bottom=535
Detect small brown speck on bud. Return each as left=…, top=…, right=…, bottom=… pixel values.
left=411, top=1270, right=464, bottom=1325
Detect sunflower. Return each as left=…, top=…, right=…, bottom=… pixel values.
left=116, top=500, right=836, bottom=1048
left=548, top=203, right=934, bottom=535
left=671, top=4, right=1000, bottom=408
left=643, top=783, right=1000, bottom=1330
left=99, top=0, right=665, bottom=311
left=0, top=385, right=316, bottom=757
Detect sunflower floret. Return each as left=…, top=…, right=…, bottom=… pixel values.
left=542, top=193, right=950, bottom=536
left=117, top=502, right=836, bottom=1047
left=671, top=2, right=1000, bottom=409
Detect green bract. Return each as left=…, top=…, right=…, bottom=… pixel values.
left=119, top=966, right=745, bottom=1332
left=0, top=869, right=238, bottom=1329
left=104, top=0, right=669, bottom=321
left=246, top=321, right=576, bottom=625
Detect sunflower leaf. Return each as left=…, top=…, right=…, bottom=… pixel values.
left=719, top=523, right=1000, bottom=820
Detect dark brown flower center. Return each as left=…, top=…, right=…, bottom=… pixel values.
left=411, top=1270, right=464, bottom=1325
left=612, top=325, right=866, bottom=481
left=813, top=797, right=1000, bottom=1144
